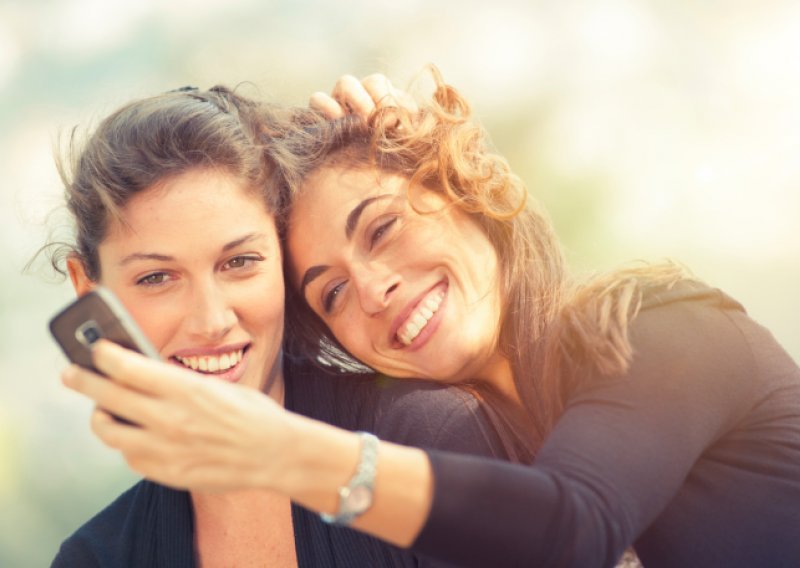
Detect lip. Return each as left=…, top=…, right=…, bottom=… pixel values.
left=170, top=341, right=250, bottom=358
left=389, top=281, right=448, bottom=351
left=168, top=341, right=251, bottom=384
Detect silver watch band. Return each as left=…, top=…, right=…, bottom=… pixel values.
left=320, top=431, right=379, bottom=525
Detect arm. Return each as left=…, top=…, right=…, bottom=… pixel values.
left=61, top=341, right=434, bottom=546
left=414, top=291, right=763, bottom=567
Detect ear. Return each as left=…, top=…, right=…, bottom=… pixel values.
left=66, top=255, right=96, bottom=297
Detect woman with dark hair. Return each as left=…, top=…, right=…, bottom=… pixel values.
left=48, top=84, right=511, bottom=567
left=64, top=72, right=800, bottom=567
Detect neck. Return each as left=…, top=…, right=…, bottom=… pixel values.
left=480, top=352, right=521, bottom=407
left=262, top=351, right=286, bottom=404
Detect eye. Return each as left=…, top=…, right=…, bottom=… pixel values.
left=222, top=255, right=263, bottom=271
left=369, top=217, right=398, bottom=250
left=136, top=272, right=169, bottom=286
left=323, top=281, right=346, bottom=314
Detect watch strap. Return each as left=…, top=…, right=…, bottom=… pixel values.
left=320, top=431, right=379, bottom=525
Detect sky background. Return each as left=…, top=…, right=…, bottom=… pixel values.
left=1, top=0, right=799, bottom=564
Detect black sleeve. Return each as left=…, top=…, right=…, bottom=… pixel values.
left=371, top=379, right=510, bottom=460
left=413, top=294, right=769, bottom=567
left=371, top=380, right=515, bottom=568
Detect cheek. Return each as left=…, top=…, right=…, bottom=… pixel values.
left=330, top=311, right=374, bottom=357
left=245, top=272, right=286, bottom=337
left=123, top=297, right=185, bottom=351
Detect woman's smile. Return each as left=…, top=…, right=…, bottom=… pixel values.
left=288, top=165, right=509, bottom=389
left=170, top=342, right=251, bottom=383
left=391, top=281, right=447, bottom=348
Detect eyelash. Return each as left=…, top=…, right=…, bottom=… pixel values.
left=369, top=217, right=398, bottom=250
left=135, top=255, right=264, bottom=287
left=222, top=254, right=264, bottom=271
left=136, top=272, right=169, bottom=287
left=323, top=281, right=345, bottom=313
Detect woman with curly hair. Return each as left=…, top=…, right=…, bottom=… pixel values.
left=65, top=70, right=800, bottom=567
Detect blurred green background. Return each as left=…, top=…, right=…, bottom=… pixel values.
left=1, top=0, right=798, bottom=564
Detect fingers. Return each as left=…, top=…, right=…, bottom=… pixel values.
left=62, top=363, right=157, bottom=425
left=91, top=339, right=193, bottom=396
left=310, top=73, right=418, bottom=123
left=309, top=92, right=345, bottom=119
left=361, top=74, right=418, bottom=114
left=91, top=407, right=144, bottom=448
left=331, top=74, right=377, bottom=119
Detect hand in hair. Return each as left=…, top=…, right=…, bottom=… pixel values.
left=309, top=73, right=418, bottom=125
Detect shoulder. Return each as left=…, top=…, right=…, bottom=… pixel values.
left=283, top=354, right=380, bottom=430
left=632, top=281, right=767, bottom=378
left=632, top=281, right=750, bottom=361
left=285, top=356, right=511, bottom=460
left=577, top=280, right=792, bottom=429
left=371, top=378, right=510, bottom=459
left=51, top=480, right=151, bottom=567
left=51, top=480, right=187, bottom=568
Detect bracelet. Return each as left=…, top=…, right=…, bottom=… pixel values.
left=320, top=431, right=379, bottom=526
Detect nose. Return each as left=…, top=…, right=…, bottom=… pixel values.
left=185, top=281, right=236, bottom=341
left=352, top=262, right=400, bottom=316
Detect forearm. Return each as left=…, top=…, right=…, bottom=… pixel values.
left=63, top=342, right=435, bottom=546
left=279, top=414, right=433, bottom=547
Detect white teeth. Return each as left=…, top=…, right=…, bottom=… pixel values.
left=397, top=290, right=445, bottom=346
left=177, top=349, right=244, bottom=374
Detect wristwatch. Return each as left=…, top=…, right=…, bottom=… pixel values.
left=320, top=431, right=379, bottom=525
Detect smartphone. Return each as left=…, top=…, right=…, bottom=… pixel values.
left=49, top=286, right=160, bottom=371
left=49, top=287, right=160, bottom=424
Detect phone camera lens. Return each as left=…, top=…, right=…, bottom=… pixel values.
left=76, top=321, right=103, bottom=346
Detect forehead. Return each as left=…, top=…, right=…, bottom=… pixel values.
left=104, top=168, right=277, bottom=245
left=293, top=166, right=402, bottom=217
left=126, top=168, right=268, bottom=218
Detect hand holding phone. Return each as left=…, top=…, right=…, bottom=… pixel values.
left=49, top=286, right=160, bottom=423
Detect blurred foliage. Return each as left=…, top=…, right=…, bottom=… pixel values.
left=1, top=1, right=799, bottom=565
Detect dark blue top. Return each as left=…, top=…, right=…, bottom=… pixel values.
left=415, top=282, right=800, bottom=567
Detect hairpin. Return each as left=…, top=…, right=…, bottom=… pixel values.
left=169, top=86, right=200, bottom=93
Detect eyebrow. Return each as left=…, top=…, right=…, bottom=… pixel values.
left=118, top=232, right=266, bottom=267
left=300, top=195, right=392, bottom=298
left=299, top=265, right=331, bottom=297
left=345, top=195, right=392, bottom=239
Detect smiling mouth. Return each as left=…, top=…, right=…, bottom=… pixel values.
left=397, top=288, right=446, bottom=346
left=172, top=347, right=246, bottom=374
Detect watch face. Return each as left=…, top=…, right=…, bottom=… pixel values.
left=345, top=485, right=372, bottom=513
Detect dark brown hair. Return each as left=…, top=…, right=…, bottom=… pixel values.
left=276, top=67, right=685, bottom=459
left=50, top=85, right=301, bottom=281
